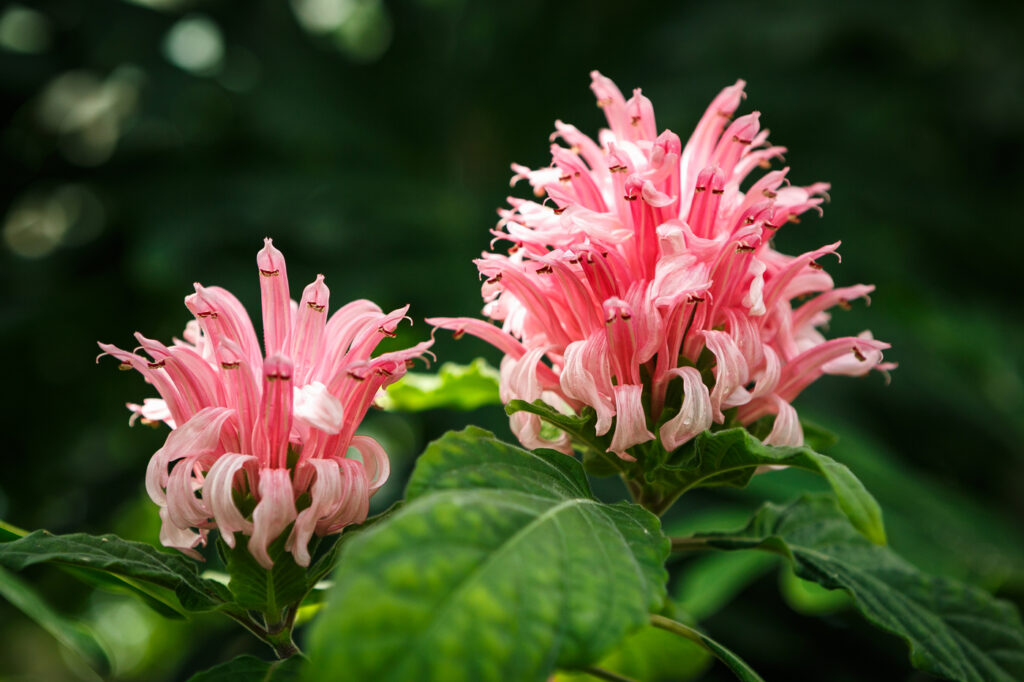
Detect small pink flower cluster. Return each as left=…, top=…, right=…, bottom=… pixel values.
left=430, top=72, right=891, bottom=459
left=100, top=239, right=432, bottom=568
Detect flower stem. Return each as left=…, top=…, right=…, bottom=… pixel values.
left=669, top=535, right=714, bottom=552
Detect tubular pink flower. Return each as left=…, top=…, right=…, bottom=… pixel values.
left=100, top=240, right=433, bottom=567
left=431, top=72, right=891, bottom=458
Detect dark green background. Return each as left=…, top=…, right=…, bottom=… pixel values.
left=1, top=0, right=1022, bottom=679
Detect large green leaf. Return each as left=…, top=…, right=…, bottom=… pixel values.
left=0, top=531, right=230, bottom=612
left=377, top=359, right=501, bottom=411
left=690, top=494, right=1024, bottom=682
left=0, top=566, right=111, bottom=679
left=187, top=654, right=304, bottom=681
left=666, top=428, right=886, bottom=545
left=305, top=427, right=669, bottom=682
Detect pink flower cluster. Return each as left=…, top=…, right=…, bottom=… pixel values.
left=430, top=72, right=892, bottom=460
left=100, top=239, right=432, bottom=567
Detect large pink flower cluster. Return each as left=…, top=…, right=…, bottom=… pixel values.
left=100, top=239, right=432, bottom=568
left=431, top=72, right=891, bottom=459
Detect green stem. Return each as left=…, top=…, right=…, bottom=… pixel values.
left=582, top=665, right=639, bottom=682
left=649, top=614, right=705, bottom=646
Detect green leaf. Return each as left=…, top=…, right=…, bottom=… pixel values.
left=220, top=535, right=309, bottom=621
left=306, top=427, right=669, bottom=682
left=0, top=531, right=230, bottom=612
left=671, top=428, right=886, bottom=545
left=505, top=399, right=623, bottom=475
left=187, top=654, right=304, bottom=681
left=693, top=494, right=1024, bottom=682
left=377, top=359, right=501, bottom=411
left=0, top=566, right=111, bottom=679
left=649, top=615, right=765, bottom=682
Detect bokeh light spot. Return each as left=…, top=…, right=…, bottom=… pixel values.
left=162, top=15, right=224, bottom=75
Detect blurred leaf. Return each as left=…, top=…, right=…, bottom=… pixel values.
left=798, top=414, right=1024, bottom=590
left=378, top=359, right=501, bottom=411
left=187, top=654, right=304, bottom=681
left=668, top=428, right=886, bottom=545
left=0, top=519, right=27, bottom=542
left=556, top=623, right=710, bottom=682
left=778, top=566, right=851, bottom=615
left=650, top=615, right=765, bottom=682
left=692, top=494, right=1024, bottom=682
left=306, top=427, right=669, bottom=682
left=674, top=551, right=778, bottom=622
left=0, top=566, right=111, bottom=679
left=0, top=531, right=230, bottom=612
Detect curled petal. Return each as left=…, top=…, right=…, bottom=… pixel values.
left=146, top=407, right=233, bottom=506
left=659, top=367, right=713, bottom=451
left=763, top=397, right=804, bottom=447
left=349, top=435, right=390, bottom=491
left=559, top=339, right=615, bottom=436
left=287, top=458, right=342, bottom=567
left=293, top=381, right=344, bottom=434
left=165, top=457, right=210, bottom=530
left=248, top=468, right=298, bottom=569
left=703, top=331, right=751, bottom=422
left=158, top=507, right=205, bottom=560
left=257, top=238, right=291, bottom=357
left=203, top=453, right=256, bottom=548
left=318, top=458, right=370, bottom=534
left=749, top=345, right=782, bottom=399
left=608, top=384, right=654, bottom=459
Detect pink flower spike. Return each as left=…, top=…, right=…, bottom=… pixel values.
left=103, top=240, right=432, bottom=566
left=249, top=468, right=298, bottom=570
left=435, top=72, right=890, bottom=468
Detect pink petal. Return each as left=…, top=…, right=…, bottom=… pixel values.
left=659, top=367, right=713, bottom=451
left=257, top=238, right=291, bottom=358
left=248, top=468, right=297, bottom=570
left=145, top=407, right=233, bottom=506
left=763, top=396, right=804, bottom=447
left=293, top=381, right=344, bottom=434
left=349, top=435, right=390, bottom=491
left=287, top=458, right=341, bottom=567
left=203, top=453, right=256, bottom=548
left=608, top=384, right=654, bottom=459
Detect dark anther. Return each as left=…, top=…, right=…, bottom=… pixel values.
left=788, top=215, right=801, bottom=224
left=808, top=260, right=823, bottom=270
left=147, top=360, right=165, bottom=369
left=196, top=311, right=218, bottom=319
left=553, top=206, right=567, bottom=215
left=378, top=325, right=397, bottom=338
left=307, top=302, right=326, bottom=312
left=695, top=185, right=707, bottom=193
left=736, top=244, right=755, bottom=253
left=762, top=189, right=777, bottom=198
left=711, top=188, right=724, bottom=195
left=221, top=361, right=240, bottom=370
left=620, top=312, right=632, bottom=320
left=486, top=273, right=503, bottom=284
left=744, top=216, right=755, bottom=225
left=732, top=135, right=752, bottom=145
left=118, top=362, right=133, bottom=371
left=259, top=269, right=280, bottom=277
left=559, top=174, right=572, bottom=183
left=852, top=347, right=867, bottom=362
left=630, top=116, right=641, bottom=127
left=687, top=295, right=705, bottom=303
left=838, top=299, right=852, bottom=311
left=452, top=330, right=465, bottom=340
left=347, top=371, right=365, bottom=381
left=608, top=164, right=628, bottom=173
left=624, top=194, right=638, bottom=201
left=765, top=222, right=780, bottom=230
left=536, top=265, right=554, bottom=275
left=405, top=359, right=416, bottom=369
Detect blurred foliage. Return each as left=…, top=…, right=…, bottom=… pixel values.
left=1, top=0, right=1022, bottom=679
